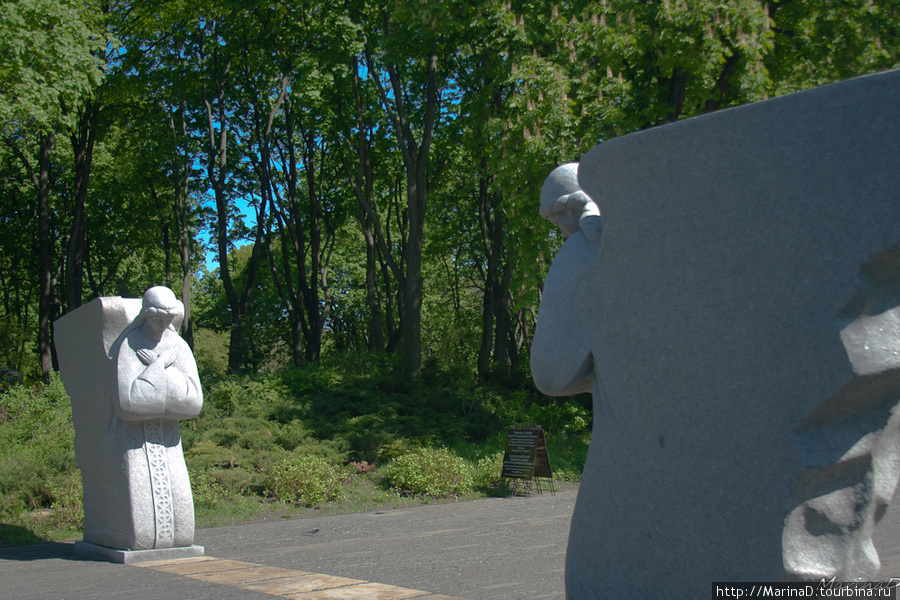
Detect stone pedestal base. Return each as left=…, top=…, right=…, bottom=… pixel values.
left=74, top=541, right=204, bottom=564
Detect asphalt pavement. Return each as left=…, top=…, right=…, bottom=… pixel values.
left=0, top=490, right=575, bottom=600
left=4, top=487, right=900, bottom=600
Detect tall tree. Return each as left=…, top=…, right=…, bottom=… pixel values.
left=361, top=1, right=456, bottom=376
left=195, top=3, right=270, bottom=371
left=336, top=53, right=388, bottom=353
left=114, top=3, right=208, bottom=348
left=0, top=0, right=105, bottom=381
left=563, top=0, right=770, bottom=140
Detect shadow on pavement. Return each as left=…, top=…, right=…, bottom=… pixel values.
left=0, top=534, right=86, bottom=562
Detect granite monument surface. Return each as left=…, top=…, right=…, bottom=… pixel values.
left=55, top=286, right=204, bottom=563
left=531, top=69, right=900, bottom=597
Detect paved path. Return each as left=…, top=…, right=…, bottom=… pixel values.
left=0, top=490, right=575, bottom=600
left=132, top=556, right=464, bottom=599
left=4, top=487, right=900, bottom=600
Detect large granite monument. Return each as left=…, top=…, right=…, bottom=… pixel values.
left=531, top=69, right=900, bottom=597
left=55, top=286, right=204, bottom=563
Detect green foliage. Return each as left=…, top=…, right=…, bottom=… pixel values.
left=3, top=0, right=897, bottom=388
left=0, top=371, right=71, bottom=436
left=0, top=361, right=589, bottom=546
left=192, top=328, right=229, bottom=381
left=767, top=0, right=900, bottom=95
left=183, top=439, right=277, bottom=497
left=206, top=375, right=287, bottom=418
left=267, top=454, right=346, bottom=507
left=0, top=373, right=82, bottom=539
left=44, top=474, right=84, bottom=532
left=189, top=467, right=229, bottom=510
left=383, top=447, right=474, bottom=497
left=471, top=450, right=505, bottom=489
left=0, top=0, right=106, bottom=132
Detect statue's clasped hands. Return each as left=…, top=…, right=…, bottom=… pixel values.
left=136, top=348, right=177, bottom=367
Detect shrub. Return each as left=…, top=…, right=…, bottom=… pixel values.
left=383, top=447, right=473, bottom=497
left=45, top=474, right=84, bottom=531
left=267, top=455, right=346, bottom=507
left=0, top=374, right=77, bottom=518
left=184, top=440, right=285, bottom=496
left=377, top=438, right=414, bottom=462
left=189, top=468, right=229, bottom=509
left=206, top=376, right=286, bottom=418
left=471, top=450, right=505, bottom=488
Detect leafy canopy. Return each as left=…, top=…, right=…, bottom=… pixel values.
left=0, top=0, right=106, bottom=133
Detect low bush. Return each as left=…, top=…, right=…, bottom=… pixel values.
left=184, top=440, right=285, bottom=497
left=189, top=468, right=229, bottom=509
left=383, top=447, right=474, bottom=497
left=0, top=373, right=76, bottom=515
left=471, top=450, right=505, bottom=488
left=206, top=375, right=287, bottom=418
left=45, top=474, right=84, bottom=532
left=267, top=454, right=346, bottom=507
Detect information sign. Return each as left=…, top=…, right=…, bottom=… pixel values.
left=502, top=427, right=553, bottom=479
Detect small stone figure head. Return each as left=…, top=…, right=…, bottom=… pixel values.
left=540, top=163, right=601, bottom=242
left=139, top=286, right=181, bottom=341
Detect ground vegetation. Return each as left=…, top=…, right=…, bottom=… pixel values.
left=0, top=356, right=589, bottom=545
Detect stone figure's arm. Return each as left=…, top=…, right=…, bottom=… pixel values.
left=118, top=355, right=168, bottom=419
left=162, top=345, right=203, bottom=419
left=539, top=190, right=593, bottom=219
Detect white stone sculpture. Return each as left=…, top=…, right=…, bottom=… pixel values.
left=55, top=286, right=204, bottom=563
left=539, top=163, right=601, bottom=243
left=531, top=69, right=900, bottom=598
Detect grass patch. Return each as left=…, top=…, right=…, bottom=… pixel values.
left=193, top=494, right=270, bottom=528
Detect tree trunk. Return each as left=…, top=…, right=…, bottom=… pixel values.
left=383, top=49, right=438, bottom=377
left=492, top=259, right=515, bottom=377
left=66, top=101, right=98, bottom=311
left=38, top=132, right=56, bottom=383
left=177, top=167, right=194, bottom=348
left=704, top=52, right=742, bottom=113
left=344, top=54, right=387, bottom=352
left=363, top=219, right=385, bottom=351
left=204, top=53, right=266, bottom=371
left=402, top=166, right=425, bottom=376
left=163, top=219, right=172, bottom=288
left=260, top=89, right=331, bottom=367
left=478, top=179, right=499, bottom=377
left=383, top=259, right=401, bottom=352
left=354, top=67, right=385, bottom=351
left=171, top=100, right=194, bottom=348
left=301, top=125, right=325, bottom=363
left=666, top=68, right=689, bottom=122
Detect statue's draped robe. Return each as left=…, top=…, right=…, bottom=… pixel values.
left=105, top=327, right=202, bottom=550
